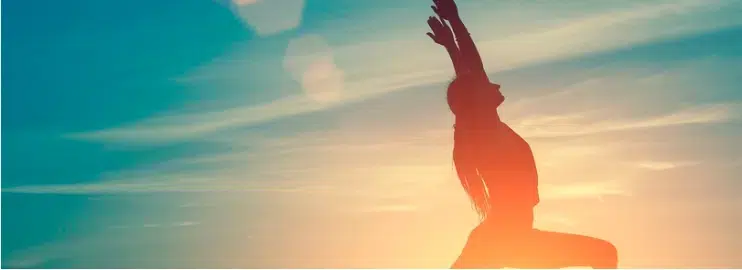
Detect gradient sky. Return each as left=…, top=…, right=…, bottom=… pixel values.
left=3, top=0, right=742, bottom=268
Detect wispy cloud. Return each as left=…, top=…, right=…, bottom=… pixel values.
left=4, top=242, right=66, bottom=269
left=475, top=0, right=739, bottom=70
left=1, top=177, right=335, bottom=195
left=415, top=101, right=740, bottom=141
left=69, top=0, right=742, bottom=145
left=226, top=0, right=306, bottom=36
left=109, top=221, right=201, bottom=230
left=540, top=180, right=630, bottom=200
left=70, top=69, right=445, bottom=144
left=513, top=103, right=740, bottom=138
left=3, top=235, right=119, bottom=269
left=233, top=0, right=258, bottom=5
left=636, top=160, right=701, bottom=171
left=4, top=222, right=198, bottom=269
left=362, top=204, right=419, bottom=213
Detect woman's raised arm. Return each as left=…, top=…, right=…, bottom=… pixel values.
left=432, top=0, right=487, bottom=79
left=427, top=16, right=465, bottom=76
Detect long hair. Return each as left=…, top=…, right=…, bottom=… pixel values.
left=447, top=77, right=491, bottom=220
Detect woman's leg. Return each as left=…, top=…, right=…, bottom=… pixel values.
left=451, top=207, right=617, bottom=269
left=451, top=210, right=535, bottom=269
left=451, top=227, right=617, bottom=269
left=451, top=224, right=507, bottom=269
left=451, top=229, right=489, bottom=268
left=507, top=229, right=618, bottom=269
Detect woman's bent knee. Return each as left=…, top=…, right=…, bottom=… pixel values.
left=594, top=239, right=618, bottom=268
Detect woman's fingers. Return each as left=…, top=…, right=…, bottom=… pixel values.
left=432, top=0, right=457, bottom=19
left=431, top=16, right=445, bottom=28
left=427, top=16, right=438, bottom=29
left=427, top=32, right=437, bottom=42
left=427, top=32, right=444, bottom=45
left=428, top=16, right=443, bottom=31
left=434, top=15, right=446, bottom=26
left=428, top=0, right=454, bottom=46
left=430, top=16, right=451, bottom=38
left=427, top=18, right=440, bottom=43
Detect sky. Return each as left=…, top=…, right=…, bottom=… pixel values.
left=2, top=0, right=742, bottom=268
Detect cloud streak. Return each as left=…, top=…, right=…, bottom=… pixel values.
left=512, top=103, right=740, bottom=138
left=361, top=204, right=419, bottom=213
left=540, top=180, right=630, bottom=200
left=109, top=221, right=201, bottom=230
left=636, top=160, right=701, bottom=171
left=1, top=177, right=335, bottom=195
left=70, top=69, right=445, bottom=144
left=227, top=0, right=306, bottom=36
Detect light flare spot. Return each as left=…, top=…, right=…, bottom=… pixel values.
left=229, top=0, right=305, bottom=36
left=284, top=35, right=345, bottom=103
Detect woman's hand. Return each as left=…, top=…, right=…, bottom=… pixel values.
left=431, top=0, right=460, bottom=21
left=426, top=16, right=455, bottom=47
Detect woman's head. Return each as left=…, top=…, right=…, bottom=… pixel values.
left=446, top=75, right=504, bottom=119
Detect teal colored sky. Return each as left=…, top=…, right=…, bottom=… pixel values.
left=3, top=0, right=742, bottom=268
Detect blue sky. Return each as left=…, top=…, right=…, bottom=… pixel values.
left=3, top=0, right=742, bottom=268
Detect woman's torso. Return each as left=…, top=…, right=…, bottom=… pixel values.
left=477, top=121, right=540, bottom=224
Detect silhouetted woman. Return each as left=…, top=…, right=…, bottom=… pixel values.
left=425, top=0, right=618, bottom=268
